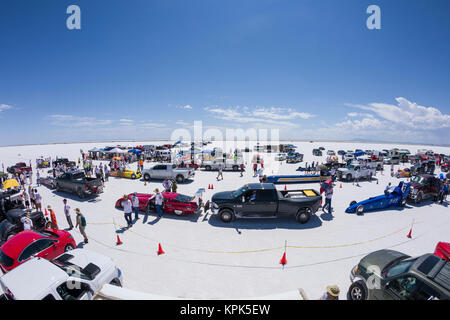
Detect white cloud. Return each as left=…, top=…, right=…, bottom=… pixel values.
left=251, top=107, right=314, bottom=120
left=47, top=114, right=113, bottom=127
left=0, top=104, right=13, bottom=112
left=176, top=120, right=190, bottom=126
left=176, top=105, right=193, bottom=110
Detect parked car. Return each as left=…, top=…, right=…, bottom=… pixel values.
left=274, top=153, right=287, bottom=161
left=337, top=164, right=375, bottom=181
left=410, top=160, right=435, bottom=175
left=383, top=157, right=400, bottom=165
left=0, top=249, right=123, bottom=300
left=286, top=152, right=304, bottom=163
left=201, top=158, right=243, bottom=171
left=345, top=182, right=410, bottom=214
left=115, top=192, right=200, bottom=216
left=142, top=163, right=194, bottom=183
left=0, top=190, right=24, bottom=217
left=326, top=150, right=335, bottom=156
left=408, top=174, right=441, bottom=204
left=108, top=169, right=141, bottom=179
left=54, top=171, right=103, bottom=198
left=0, top=229, right=76, bottom=273
left=441, top=161, right=450, bottom=173
left=348, top=249, right=449, bottom=300
left=312, top=149, right=322, bottom=156
left=0, top=209, right=51, bottom=244
left=6, top=163, right=32, bottom=175
left=337, top=150, right=347, bottom=156
left=52, top=158, right=76, bottom=168
left=211, top=183, right=322, bottom=224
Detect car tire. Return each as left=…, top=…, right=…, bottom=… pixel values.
left=219, top=209, right=234, bottom=223
left=144, top=173, right=151, bottom=181
left=296, top=208, right=311, bottom=224
left=416, top=192, right=423, bottom=204
left=205, top=165, right=211, bottom=171
left=350, top=201, right=357, bottom=207
left=232, top=165, right=239, bottom=171
left=131, top=174, right=136, bottom=179
left=346, top=174, right=352, bottom=181
left=65, top=243, right=75, bottom=252
left=176, top=175, right=184, bottom=183
left=356, top=205, right=364, bottom=215
left=348, top=281, right=367, bottom=300
left=109, top=278, right=122, bottom=287
left=56, top=183, right=62, bottom=192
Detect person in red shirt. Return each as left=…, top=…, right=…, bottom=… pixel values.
left=47, top=205, right=58, bottom=229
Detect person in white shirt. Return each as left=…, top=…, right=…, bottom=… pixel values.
left=162, top=178, right=172, bottom=192
left=146, top=189, right=164, bottom=219
left=122, top=195, right=133, bottom=227
left=21, top=214, right=33, bottom=231
left=132, top=192, right=140, bottom=220
left=34, top=189, right=42, bottom=212
left=63, top=198, right=73, bottom=230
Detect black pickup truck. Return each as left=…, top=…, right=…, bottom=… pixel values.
left=55, top=171, right=103, bottom=198
left=211, top=183, right=322, bottom=223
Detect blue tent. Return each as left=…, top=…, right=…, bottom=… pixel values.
left=128, top=149, right=142, bottom=155
left=354, top=151, right=366, bottom=158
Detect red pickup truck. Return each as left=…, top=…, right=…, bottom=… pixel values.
left=6, top=163, right=32, bottom=175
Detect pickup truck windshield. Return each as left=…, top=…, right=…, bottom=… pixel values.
left=232, top=186, right=248, bottom=198
left=385, top=258, right=417, bottom=278
left=412, top=176, right=425, bottom=185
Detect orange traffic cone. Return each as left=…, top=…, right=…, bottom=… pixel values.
left=116, top=235, right=123, bottom=245
left=208, top=184, right=211, bottom=189
left=340, top=183, right=342, bottom=189
left=407, top=228, right=412, bottom=239
left=211, top=184, right=214, bottom=190
left=144, top=181, right=147, bottom=186
left=284, top=185, right=287, bottom=190
left=279, top=252, right=287, bottom=265
left=157, top=243, right=165, bottom=255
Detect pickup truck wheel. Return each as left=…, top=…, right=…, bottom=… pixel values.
left=348, top=281, right=367, bottom=300
left=296, top=208, right=311, bottom=224
left=76, top=188, right=84, bottom=198
left=232, top=165, right=239, bottom=171
left=143, top=173, right=151, bottom=181
left=176, top=175, right=184, bottom=183
left=346, top=174, right=352, bottom=181
left=356, top=205, right=364, bottom=215
left=205, top=165, right=211, bottom=171
left=56, top=183, right=62, bottom=192
left=219, top=209, right=234, bottom=223
left=64, top=244, right=75, bottom=252
left=416, top=192, right=423, bottom=204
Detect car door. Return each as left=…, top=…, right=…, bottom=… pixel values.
left=382, top=274, right=420, bottom=300
left=152, top=165, right=167, bottom=179
left=35, top=238, right=59, bottom=259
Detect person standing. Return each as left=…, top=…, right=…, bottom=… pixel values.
left=162, top=177, right=172, bottom=192
left=171, top=179, right=178, bottom=193
left=36, top=170, right=40, bottom=187
left=147, top=189, right=164, bottom=218
left=240, top=163, right=245, bottom=177
left=132, top=192, right=140, bottom=220
left=217, top=163, right=224, bottom=181
left=253, top=163, right=258, bottom=177
left=22, top=190, right=30, bottom=210
left=104, top=163, right=109, bottom=182
left=122, top=195, right=133, bottom=227
left=47, top=205, right=59, bottom=229
left=63, top=199, right=74, bottom=230
left=75, top=208, right=88, bottom=243
left=20, top=213, right=33, bottom=231
left=324, top=184, right=334, bottom=215
left=34, top=189, right=42, bottom=212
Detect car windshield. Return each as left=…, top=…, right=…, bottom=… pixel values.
left=175, top=194, right=194, bottom=203
left=412, top=176, right=426, bottom=185
left=385, top=258, right=417, bottom=278
left=232, top=186, right=248, bottom=198
left=50, top=260, right=90, bottom=280
left=0, top=249, right=14, bottom=268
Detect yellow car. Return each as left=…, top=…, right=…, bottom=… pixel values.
left=109, top=169, right=142, bottom=179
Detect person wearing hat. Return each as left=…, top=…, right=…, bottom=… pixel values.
left=320, top=285, right=340, bottom=300
left=147, top=188, right=164, bottom=218
left=47, top=205, right=59, bottom=229
left=75, top=208, right=88, bottom=243
left=122, top=195, right=133, bottom=227
left=20, top=212, right=33, bottom=231
left=131, top=192, right=140, bottom=220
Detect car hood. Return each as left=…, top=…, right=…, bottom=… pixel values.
left=212, top=191, right=235, bottom=202
left=359, top=250, right=410, bottom=276
left=409, top=182, right=423, bottom=189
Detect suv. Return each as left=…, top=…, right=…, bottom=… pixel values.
left=348, top=249, right=449, bottom=300
left=312, top=149, right=322, bottom=156
left=408, top=174, right=441, bottom=203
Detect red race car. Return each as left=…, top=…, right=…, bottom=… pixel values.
left=115, top=192, right=200, bottom=216
left=0, top=229, right=76, bottom=273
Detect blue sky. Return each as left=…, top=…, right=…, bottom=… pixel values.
left=0, top=0, right=449, bottom=146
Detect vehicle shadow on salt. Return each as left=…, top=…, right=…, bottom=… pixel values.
left=139, top=211, right=202, bottom=224
left=50, top=191, right=102, bottom=203
left=206, top=214, right=322, bottom=230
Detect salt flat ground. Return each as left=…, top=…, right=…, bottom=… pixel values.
left=1, top=141, right=449, bottom=299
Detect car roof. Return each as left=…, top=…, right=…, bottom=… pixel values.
left=0, top=257, right=68, bottom=299
left=0, top=230, right=49, bottom=257
left=246, top=183, right=276, bottom=190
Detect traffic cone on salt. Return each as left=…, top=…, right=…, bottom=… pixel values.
left=340, top=183, right=342, bottom=189
left=157, top=243, right=165, bottom=255
left=45, top=208, right=48, bottom=216
left=116, top=235, right=123, bottom=245
left=208, top=184, right=211, bottom=189
left=211, top=184, right=214, bottom=190
left=407, top=228, right=412, bottom=239
left=279, top=252, right=287, bottom=266
left=144, top=181, right=147, bottom=186
left=284, top=185, right=287, bottom=190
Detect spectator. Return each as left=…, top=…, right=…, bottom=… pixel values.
left=75, top=208, right=88, bottom=243
left=162, top=177, right=172, bottom=192
left=319, top=285, right=340, bottom=300
left=217, top=163, right=224, bottom=181
left=324, top=184, right=333, bottom=214
left=171, top=179, right=178, bottom=193
left=47, top=205, right=59, bottom=229
left=63, top=199, right=74, bottom=230
left=240, top=163, right=245, bottom=177
left=132, top=192, right=140, bottom=220
left=21, top=213, right=33, bottom=231
left=122, top=195, right=133, bottom=227
left=253, top=163, right=258, bottom=176
left=150, top=188, right=164, bottom=218
left=34, top=189, right=42, bottom=212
